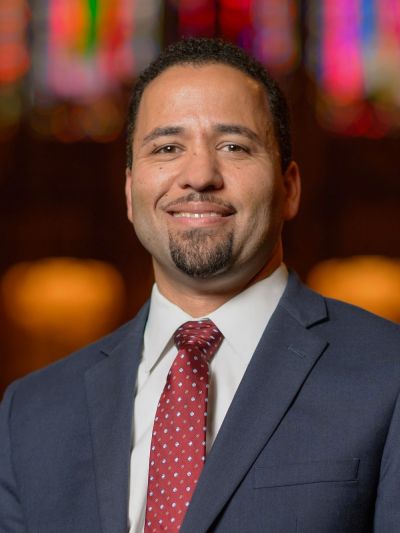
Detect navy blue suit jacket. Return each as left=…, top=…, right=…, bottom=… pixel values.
left=1, top=273, right=400, bottom=532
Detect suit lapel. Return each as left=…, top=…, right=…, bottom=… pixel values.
left=181, top=275, right=329, bottom=532
left=84, top=303, right=149, bottom=533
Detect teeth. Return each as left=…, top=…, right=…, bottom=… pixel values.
left=173, top=212, right=221, bottom=218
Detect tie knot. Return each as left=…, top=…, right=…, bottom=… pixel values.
left=174, top=319, right=223, bottom=362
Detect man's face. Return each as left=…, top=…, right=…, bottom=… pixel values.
left=126, top=63, right=300, bottom=290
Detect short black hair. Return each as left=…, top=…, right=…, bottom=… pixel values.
left=126, top=37, right=292, bottom=172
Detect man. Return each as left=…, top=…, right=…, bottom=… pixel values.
left=1, top=38, right=400, bottom=533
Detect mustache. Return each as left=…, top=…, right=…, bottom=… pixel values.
left=162, top=192, right=236, bottom=212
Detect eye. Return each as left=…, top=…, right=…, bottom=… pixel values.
left=153, top=144, right=180, bottom=155
left=221, top=143, right=250, bottom=153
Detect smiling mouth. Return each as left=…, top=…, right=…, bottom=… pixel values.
left=171, top=212, right=224, bottom=218
left=166, top=208, right=234, bottom=226
left=163, top=194, right=236, bottom=226
left=166, top=201, right=235, bottom=219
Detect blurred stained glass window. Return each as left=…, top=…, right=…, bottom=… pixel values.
left=2, top=1, right=400, bottom=142
left=176, top=0, right=298, bottom=74
left=1, top=0, right=162, bottom=142
left=306, top=0, right=400, bottom=137
left=0, top=0, right=30, bottom=139
left=251, top=0, right=299, bottom=73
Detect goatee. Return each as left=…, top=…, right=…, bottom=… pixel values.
left=169, top=229, right=233, bottom=278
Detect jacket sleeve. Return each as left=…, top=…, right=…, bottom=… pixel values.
left=0, top=384, right=27, bottom=533
left=374, top=388, right=400, bottom=531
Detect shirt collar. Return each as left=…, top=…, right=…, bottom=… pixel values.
left=143, top=286, right=192, bottom=373
left=207, top=264, right=288, bottom=359
left=143, top=264, right=288, bottom=373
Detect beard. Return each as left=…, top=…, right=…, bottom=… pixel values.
left=169, top=228, right=234, bottom=278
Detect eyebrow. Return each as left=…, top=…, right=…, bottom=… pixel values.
left=142, top=126, right=184, bottom=145
left=214, top=123, right=262, bottom=144
left=141, top=123, right=263, bottom=146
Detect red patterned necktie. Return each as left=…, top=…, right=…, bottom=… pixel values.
left=144, top=319, right=223, bottom=532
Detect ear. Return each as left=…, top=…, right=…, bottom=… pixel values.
left=282, top=160, right=301, bottom=221
left=125, top=167, right=133, bottom=223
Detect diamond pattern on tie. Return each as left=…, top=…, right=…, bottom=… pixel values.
left=144, top=319, right=223, bottom=532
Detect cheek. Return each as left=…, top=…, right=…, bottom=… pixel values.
left=131, top=162, right=176, bottom=208
left=248, top=182, right=276, bottom=215
left=130, top=170, right=158, bottom=211
left=241, top=184, right=283, bottom=242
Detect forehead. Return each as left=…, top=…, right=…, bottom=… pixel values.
left=134, top=63, right=272, bottom=139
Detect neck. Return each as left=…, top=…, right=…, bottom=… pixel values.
left=153, top=249, right=283, bottom=317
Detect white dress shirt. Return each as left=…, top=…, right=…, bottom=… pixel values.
left=128, top=265, right=288, bottom=532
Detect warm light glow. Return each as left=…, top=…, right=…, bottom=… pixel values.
left=1, top=258, right=126, bottom=345
left=307, top=256, right=400, bottom=322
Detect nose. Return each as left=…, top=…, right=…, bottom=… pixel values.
left=177, top=147, right=223, bottom=191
